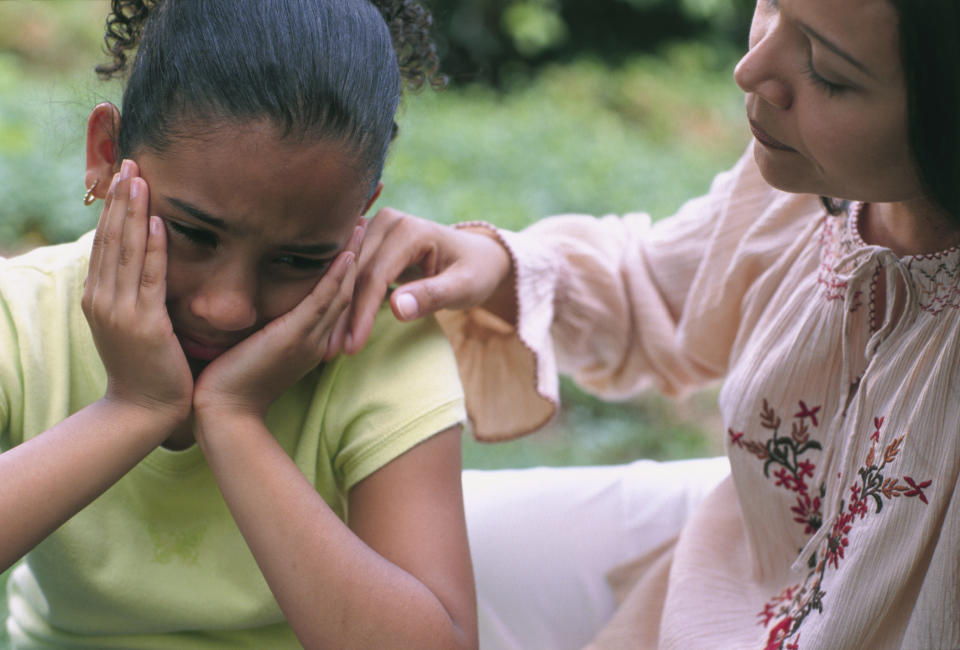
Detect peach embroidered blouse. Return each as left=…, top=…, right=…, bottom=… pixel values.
left=437, top=144, right=960, bottom=649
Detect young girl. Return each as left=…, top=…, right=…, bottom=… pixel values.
left=0, top=1, right=477, bottom=648
left=346, top=0, right=960, bottom=648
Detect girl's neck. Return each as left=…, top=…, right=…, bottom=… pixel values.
left=163, top=419, right=196, bottom=451
left=860, top=198, right=960, bottom=256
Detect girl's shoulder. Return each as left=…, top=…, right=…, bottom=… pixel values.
left=1, top=231, right=94, bottom=290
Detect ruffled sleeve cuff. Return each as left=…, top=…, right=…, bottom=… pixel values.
left=434, top=222, right=560, bottom=441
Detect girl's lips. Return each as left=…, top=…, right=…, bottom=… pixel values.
left=749, top=119, right=796, bottom=152
left=177, top=334, right=232, bottom=361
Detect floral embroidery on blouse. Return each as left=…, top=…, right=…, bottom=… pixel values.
left=733, top=402, right=933, bottom=650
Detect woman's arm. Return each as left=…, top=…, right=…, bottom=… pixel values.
left=196, top=418, right=477, bottom=650
left=0, top=161, right=192, bottom=571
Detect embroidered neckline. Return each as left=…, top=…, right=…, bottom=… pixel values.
left=819, top=203, right=960, bottom=316
left=846, top=203, right=960, bottom=264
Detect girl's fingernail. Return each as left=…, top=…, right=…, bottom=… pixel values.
left=130, top=178, right=140, bottom=200
left=119, top=159, right=133, bottom=180
left=150, top=216, right=162, bottom=236
left=396, top=292, right=418, bottom=319
left=109, top=173, right=120, bottom=194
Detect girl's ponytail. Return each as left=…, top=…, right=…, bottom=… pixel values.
left=95, top=0, right=158, bottom=80
left=371, top=0, right=446, bottom=90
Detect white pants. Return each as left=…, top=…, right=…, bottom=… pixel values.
left=462, top=457, right=730, bottom=650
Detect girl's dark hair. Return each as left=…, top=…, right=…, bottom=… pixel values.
left=887, top=0, right=960, bottom=224
left=95, top=0, right=444, bottom=193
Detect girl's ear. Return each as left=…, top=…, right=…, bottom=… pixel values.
left=362, top=181, right=384, bottom=215
left=84, top=103, right=122, bottom=200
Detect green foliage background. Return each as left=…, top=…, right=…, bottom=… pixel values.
left=0, top=1, right=754, bottom=634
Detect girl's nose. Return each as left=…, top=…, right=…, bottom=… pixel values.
left=734, top=27, right=793, bottom=111
left=189, top=270, right=258, bottom=333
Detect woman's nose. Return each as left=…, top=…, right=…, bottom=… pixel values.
left=189, top=270, right=258, bottom=333
left=734, top=27, right=793, bottom=111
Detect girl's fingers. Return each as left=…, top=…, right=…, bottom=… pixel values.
left=345, top=220, right=366, bottom=257
left=86, top=172, right=120, bottom=282
left=92, top=161, right=137, bottom=300
left=115, top=177, right=150, bottom=302
left=138, top=216, right=169, bottom=309
left=302, top=250, right=356, bottom=353
left=323, top=304, right=352, bottom=361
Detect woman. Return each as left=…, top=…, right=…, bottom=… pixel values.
left=345, top=0, right=960, bottom=647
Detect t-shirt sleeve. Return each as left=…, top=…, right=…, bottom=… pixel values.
left=0, top=256, right=17, bottom=448
left=323, top=304, right=466, bottom=491
left=0, top=234, right=102, bottom=452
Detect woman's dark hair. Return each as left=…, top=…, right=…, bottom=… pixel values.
left=96, top=0, right=444, bottom=193
left=888, top=0, right=960, bottom=224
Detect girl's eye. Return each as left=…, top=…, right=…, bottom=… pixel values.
left=805, top=61, right=848, bottom=97
left=166, top=220, right=218, bottom=247
left=275, top=254, right=334, bottom=272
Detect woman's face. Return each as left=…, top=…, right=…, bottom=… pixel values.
left=734, top=0, right=923, bottom=203
left=135, top=122, right=373, bottom=369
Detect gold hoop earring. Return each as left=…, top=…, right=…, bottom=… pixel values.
left=83, top=179, right=99, bottom=206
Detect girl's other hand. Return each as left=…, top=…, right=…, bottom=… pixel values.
left=345, top=208, right=514, bottom=355
left=81, top=160, right=193, bottom=428
left=191, top=224, right=364, bottom=423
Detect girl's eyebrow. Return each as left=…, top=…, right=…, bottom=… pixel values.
left=281, top=241, right=340, bottom=255
left=165, top=195, right=340, bottom=255
left=166, top=196, right=229, bottom=230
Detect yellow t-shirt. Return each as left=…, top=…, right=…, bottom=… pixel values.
left=0, top=233, right=466, bottom=648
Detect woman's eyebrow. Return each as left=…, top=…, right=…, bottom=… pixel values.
left=797, top=23, right=876, bottom=79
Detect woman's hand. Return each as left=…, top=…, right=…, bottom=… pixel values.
left=191, top=224, right=364, bottom=423
left=82, top=159, right=193, bottom=429
left=345, top=207, right=515, bottom=355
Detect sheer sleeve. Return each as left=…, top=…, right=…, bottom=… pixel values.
left=438, top=144, right=815, bottom=440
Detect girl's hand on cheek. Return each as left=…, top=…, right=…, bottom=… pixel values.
left=81, top=160, right=194, bottom=430
left=192, top=224, right=364, bottom=425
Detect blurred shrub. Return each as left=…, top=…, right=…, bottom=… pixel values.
left=382, top=43, right=748, bottom=230
left=429, top=0, right=754, bottom=84
left=0, top=1, right=107, bottom=75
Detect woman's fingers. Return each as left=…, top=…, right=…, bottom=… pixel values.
left=348, top=210, right=435, bottom=353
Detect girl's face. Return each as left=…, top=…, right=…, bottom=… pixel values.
left=734, top=0, right=923, bottom=203
left=135, top=122, right=375, bottom=367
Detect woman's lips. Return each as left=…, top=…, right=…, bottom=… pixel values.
left=177, top=333, right=232, bottom=361
left=749, top=119, right=796, bottom=152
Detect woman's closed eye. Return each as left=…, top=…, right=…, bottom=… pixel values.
left=804, top=60, right=849, bottom=97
